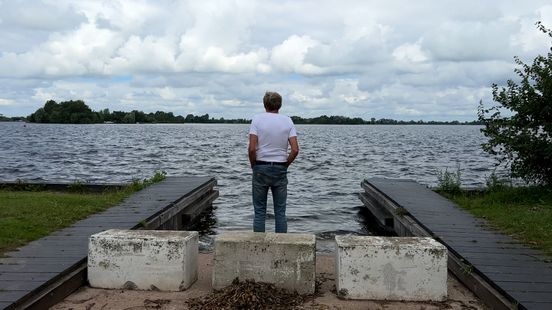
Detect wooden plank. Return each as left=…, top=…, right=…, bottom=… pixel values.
left=0, top=257, right=80, bottom=265
left=433, top=229, right=517, bottom=238
left=484, top=271, right=552, bottom=283
left=0, top=280, right=45, bottom=291
left=18, top=264, right=87, bottom=310
left=465, top=257, right=551, bottom=269
left=459, top=249, right=549, bottom=261
left=6, top=251, right=85, bottom=259
left=0, top=272, right=58, bottom=282
left=0, top=302, right=11, bottom=309
left=70, top=222, right=134, bottom=228
left=48, top=227, right=111, bottom=235
left=480, top=267, right=552, bottom=277
left=0, top=291, right=27, bottom=302
left=521, top=302, right=552, bottom=310
left=82, top=212, right=152, bottom=218
left=496, top=281, right=552, bottom=293
left=12, top=244, right=88, bottom=253
left=447, top=253, right=514, bottom=310
left=446, top=240, right=524, bottom=251
left=16, top=239, right=89, bottom=247
left=448, top=246, right=544, bottom=256
left=143, top=179, right=217, bottom=229
left=181, top=190, right=219, bottom=225
left=0, top=263, right=74, bottom=273
left=513, top=291, right=552, bottom=303
left=359, top=191, right=393, bottom=227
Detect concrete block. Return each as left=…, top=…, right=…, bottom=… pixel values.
left=88, top=229, right=198, bottom=291
left=213, top=232, right=316, bottom=294
left=335, top=236, right=447, bottom=301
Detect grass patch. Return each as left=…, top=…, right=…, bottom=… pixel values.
left=0, top=171, right=166, bottom=256
left=440, top=186, right=552, bottom=256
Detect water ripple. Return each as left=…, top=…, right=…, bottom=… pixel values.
left=0, top=123, right=503, bottom=237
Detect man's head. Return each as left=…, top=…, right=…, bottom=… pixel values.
left=263, top=91, right=282, bottom=112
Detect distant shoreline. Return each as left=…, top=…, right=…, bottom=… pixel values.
left=1, top=120, right=483, bottom=125
left=14, top=99, right=484, bottom=125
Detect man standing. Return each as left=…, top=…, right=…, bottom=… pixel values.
left=248, top=91, right=299, bottom=233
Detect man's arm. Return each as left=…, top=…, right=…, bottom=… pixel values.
left=287, top=136, right=299, bottom=167
left=249, top=134, right=258, bottom=168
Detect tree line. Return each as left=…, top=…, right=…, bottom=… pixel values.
left=0, top=114, right=26, bottom=122
left=291, top=115, right=481, bottom=125
left=22, top=100, right=481, bottom=125
left=26, top=100, right=188, bottom=124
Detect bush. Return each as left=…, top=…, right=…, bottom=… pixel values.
left=130, top=171, right=167, bottom=191
left=485, top=171, right=511, bottom=192
left=436, top=165, right=462, bottom=194
left=478, top=22, right=552, bottom=185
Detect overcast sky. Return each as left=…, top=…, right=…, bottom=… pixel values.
left=0, top=0, right=551, bottom=120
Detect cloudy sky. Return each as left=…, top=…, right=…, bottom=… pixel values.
left=0, top=0, right=551, bottom=120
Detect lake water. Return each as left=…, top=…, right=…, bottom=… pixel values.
left=0, top=122, right=500, bottom=250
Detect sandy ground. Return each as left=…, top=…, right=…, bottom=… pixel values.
left=52, top=253, right=487, bottom=310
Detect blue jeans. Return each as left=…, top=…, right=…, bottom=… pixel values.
left=252, top=164, right=288, bottom=233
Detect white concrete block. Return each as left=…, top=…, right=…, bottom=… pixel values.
left=213, top=232, right=316, bottom=294
left=335, top=236, right=447, bottom=301
left=88, top=229, right=198, bottom=291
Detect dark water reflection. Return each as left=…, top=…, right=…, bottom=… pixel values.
left=1, top=123, right=500, bottom=250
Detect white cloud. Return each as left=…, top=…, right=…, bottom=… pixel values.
left=271, top=35, right=323, bottom=74
left=176, top=46, right=268, bottom=73
left=511, top=5, right=552, bottom=53
left=392, top=41, right=428, bottom=63
left=32, top=88, right=57, bottom=103
left=330, top=80, right=370, bottom=105
left=395, top=106, right=423, bottom=116
left=221, top=99, right=242, bottom=107
left=421, top=20, right=519, bottom=62
left=290, top=87, right=330, bottom=109
left=157, top=87, right=177, bottom=100
left=111, top=35, right=177, bottom=73
left=0, top=98, right=14, bottom=106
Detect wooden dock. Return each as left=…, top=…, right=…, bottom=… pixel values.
left=0, top=176, right=218, bottom=310
left=360, top=178, right=552, bottom=310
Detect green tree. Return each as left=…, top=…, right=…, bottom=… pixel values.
left=478, top=22, right=552, bottom=185
left=111, top=111, right=126, bottom=123
left=28, top=107, right=47, bottom=123
left=122, top=112, right=136, bottom=123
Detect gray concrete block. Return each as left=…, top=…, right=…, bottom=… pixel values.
left=336, top=236, right=447, bottom=301
left=212, top=232, right=316, bottom=294
left=88, top=229, right=198, bottom=291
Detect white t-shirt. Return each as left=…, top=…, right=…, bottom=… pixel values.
left=249, top=112, right=297, bottom=162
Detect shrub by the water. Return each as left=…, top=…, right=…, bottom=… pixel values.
left=484, top=171, right=511, bottom=192
left=478, top=22, right=552, bottom=186
left=436, top=166, right=462, bottom=194
left=130, top=170, right=167, bottom=191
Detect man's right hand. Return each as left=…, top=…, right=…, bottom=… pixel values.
left=286, top=136, right=299, bottom=167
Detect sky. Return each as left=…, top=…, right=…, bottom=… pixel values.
left=0, top=0, right=551, bottom=121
